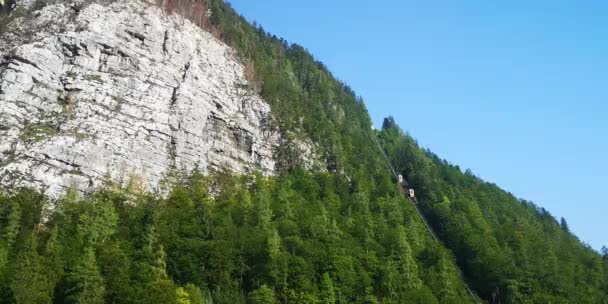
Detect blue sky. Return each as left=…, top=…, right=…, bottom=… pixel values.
left=229, top=0, right=608, bottom=250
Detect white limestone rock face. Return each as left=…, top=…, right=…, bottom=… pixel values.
left=0, top=0, right=280, bottom=196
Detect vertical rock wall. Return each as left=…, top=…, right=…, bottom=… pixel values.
left=0, top=0, right=279, bottom=196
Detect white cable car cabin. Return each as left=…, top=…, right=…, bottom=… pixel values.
left=398, top=174, right=404, bottom=183
left=408, top=189, right=415, bottom=199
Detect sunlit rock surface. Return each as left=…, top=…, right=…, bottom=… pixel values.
left=0, top=0, right=280, bottom=196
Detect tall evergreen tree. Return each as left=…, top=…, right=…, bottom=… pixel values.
left=320, top=272, right=336, bottom=304
left=65, top=247, right=106, bottom=304
left=0, top=199, right=21, bottom=289
left=10, top=233, right=52, bottom=304
left=43, top=226, right=64, bottom=300
left=560, top=217, right=570, bottom=233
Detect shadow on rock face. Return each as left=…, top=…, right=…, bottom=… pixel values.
left=0, top=0, right=17, bottom=15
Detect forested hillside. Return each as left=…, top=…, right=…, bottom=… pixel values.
left=0, top=1, right=478, bottom=303
left=0, top=0, right=606, bottom=303
left=378, top=117, right=608, bottom=303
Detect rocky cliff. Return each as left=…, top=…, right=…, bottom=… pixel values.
left=0, top=0, right=283, bottom=196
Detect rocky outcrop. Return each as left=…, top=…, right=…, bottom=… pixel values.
left=0, top=0, right=280, bottom=196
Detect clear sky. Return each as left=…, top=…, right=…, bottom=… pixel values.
left=229, top=0, right=608, bottom=251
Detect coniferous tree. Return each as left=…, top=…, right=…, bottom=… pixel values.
left=96, top=241, right=132, bottom=303
left=43, top=226, right=64, bottom=300
left=395, top=226, right=422, bottom=291
left=560, top=217, right=570, bottom=233
left=0, top=199, right=21, bottom=290
left=65, top=247, right=106, bottom=304
left=320, top=272, right=336, bottom=304
left=10, top=233, right=52, bottom=304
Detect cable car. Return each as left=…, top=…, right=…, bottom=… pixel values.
left=408, top=189, right=415, bottom=199
left=398, top=174, right=403, bottom=183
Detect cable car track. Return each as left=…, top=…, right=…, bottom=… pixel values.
left=370, top=129, right=483, bottom=303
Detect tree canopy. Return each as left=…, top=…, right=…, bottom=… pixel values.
left=0, top=171, right=474, bottom=303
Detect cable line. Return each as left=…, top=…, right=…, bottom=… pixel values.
left=370, top=128, right=482, bottom=304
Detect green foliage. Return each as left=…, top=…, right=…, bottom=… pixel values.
left=320, top=272, right=336, bottom=304
left=378, top=121, right=608, bottom=303
left=65, top=247, right=106, bottom=304
left=0, top=169, right=474, bottom=304
left=182, top=284, right=208, bottom=304
left=248, top=285, right=276, bottom=304
left=18, top=122, right=59, bottom=142
left=9, top=232, right=53, bottom=304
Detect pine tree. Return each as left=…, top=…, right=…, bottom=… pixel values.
left=96, top=241, right=132, bottom=304
left=267, top=228, right=287, bottom=298
left=438, top=253, right=454, bottom=304
left=3, top=200, right=21, bottom=249
left=76, top=198, right=118, bottom=247
left=320, top=272, right=336, bottom=304
left=560, top=217, right=570, bottom=233
left=382, top=116, right=397, bottom=130
left=0, top=199, right=21, bottom=285
left=10, top=233, right=53, bottom=304
left=65, top=247, right=106, bottom=304
left=138, top=213, right=179, bottom=304
left=254, top=183, right=273, bottom=230
left=43, top=226, right=64, bottom=300
left=395, top=226, right=422, bottom=290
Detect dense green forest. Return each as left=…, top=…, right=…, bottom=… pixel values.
left=1, top=0, right=607, bottom=303
left=378, top=117, right=608, bottom=303
left=0, top=172, right=474, bottom=303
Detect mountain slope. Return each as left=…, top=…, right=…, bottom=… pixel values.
left=0, top=0, right=606, bottom=303
left=165, top=1, right=608, bottom=302
left=192, top=4, right=607, bottom=302
left=0, top=0, right=476, bottom=303
left=378, top=117, right=608, bottom=303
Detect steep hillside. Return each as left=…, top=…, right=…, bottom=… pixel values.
left=378, top=117, right=608, bottom=303
left=0, top=0, right=476, bottom=303
left=0, top=0, right=606, bottom=303
left=155, top=7, right=607, bottom=303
